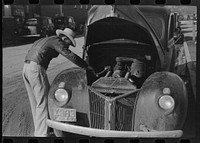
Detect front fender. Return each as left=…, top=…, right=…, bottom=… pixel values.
left=134, top=72, right=188, bottom=131
left=48, top=67, right=90, bottom=128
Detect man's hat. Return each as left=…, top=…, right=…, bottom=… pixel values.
left=56, top=28, right=76, bottom=47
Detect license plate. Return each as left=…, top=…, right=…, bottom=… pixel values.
left=54, top=108, right=76, bottom=122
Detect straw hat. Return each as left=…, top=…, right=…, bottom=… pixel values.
left=56, top=28, right=76, bottom=47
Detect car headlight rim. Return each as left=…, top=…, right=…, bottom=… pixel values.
left=158, top=95, right=175, bottom=111
left=54, top=88, right=71, bottom=106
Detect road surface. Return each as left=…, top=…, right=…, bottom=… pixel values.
left=2, top=37, right=84, bottom=136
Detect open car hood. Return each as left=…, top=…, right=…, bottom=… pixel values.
left=85, top=5, right=164, bottom=56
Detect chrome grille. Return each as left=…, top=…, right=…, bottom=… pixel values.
left=89, top=87, right=136, bottom=131
left=89, top=89, right=105, bottom=129
left=115, top=99, right=135, bottom=131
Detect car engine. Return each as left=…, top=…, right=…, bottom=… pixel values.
left=94, top=56, right=151, bottom=88
left=113, top=57, right=146, bottom=87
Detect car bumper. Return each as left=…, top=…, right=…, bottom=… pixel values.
left=46, top=119, right=183, bottom=138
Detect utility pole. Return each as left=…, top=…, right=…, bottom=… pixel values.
left=60, top=5, right=64, bottom=16
left=4, top=5, right=12, bottom=17
left=192, top=20, right=196, bottom=42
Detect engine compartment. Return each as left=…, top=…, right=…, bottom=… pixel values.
left=87, top=42, right=159, bottom=88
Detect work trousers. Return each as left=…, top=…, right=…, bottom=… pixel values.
left=22, top=61, right=50, bottom=137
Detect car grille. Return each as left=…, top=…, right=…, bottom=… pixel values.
left=89, top=89, right=105, bottom=129
left=89, top=87, right=136, bottom=131
left=115, top=99, right=134, bottom=131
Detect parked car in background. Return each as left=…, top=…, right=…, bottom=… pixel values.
left=14, top=16, right=25, bottom=29
left=53, top=16, right=76, bottom=31
left=53, top=16, right=84, bottom=35
left=46, top=5, right=194, bottom=138
left=14, top=16, right=55, bottom=38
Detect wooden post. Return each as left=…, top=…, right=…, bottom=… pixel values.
left=60, top=5, right=63, bottom=16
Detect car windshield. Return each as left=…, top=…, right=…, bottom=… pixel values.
left=143, top=16, right=164, bottom=38
left=25, top=19, right=37, bottom=26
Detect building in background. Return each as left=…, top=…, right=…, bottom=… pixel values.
left=2, top=5, right=41, bottom=18
left=3, top=5, right=196, bottom=41
left=2, top=5, right=12, bottom=17
left=2, top=4, right=90, bottom=41
left=40, top=5, right=90, bottom=24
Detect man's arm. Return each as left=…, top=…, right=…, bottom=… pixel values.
left=52, top=37, right=88, bottom=69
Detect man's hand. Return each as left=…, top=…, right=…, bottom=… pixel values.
left=86, top=66, right=96, bottom=76
left=85, top=66, right=98, bottom=85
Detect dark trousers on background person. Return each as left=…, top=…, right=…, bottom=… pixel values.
left=22, top=61, right=50, bottom=137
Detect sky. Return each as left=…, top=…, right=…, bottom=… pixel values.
left=171, top=6, right=197, bottom=15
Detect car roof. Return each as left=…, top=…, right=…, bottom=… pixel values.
left=27, top=18, right=37, bottom=20
left=37, top=16, right=52, bottom=19
left=54, top=16, right=73, bottom=19
left=27, top=16, right=51, bottom=20
left=137, top=6, right=174, bottom=49
left=138, top=6, right=171, bottom=15
left=137, top=6, right=172, bottom=23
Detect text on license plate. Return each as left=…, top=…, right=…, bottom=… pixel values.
left=54, top=108, right=76, bottom=122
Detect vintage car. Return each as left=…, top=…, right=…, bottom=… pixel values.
left=14, top=16, right=55, bottom=38
left=53, top=16, right=84, bottom=35
left=46, top=6, right=192, bottom=138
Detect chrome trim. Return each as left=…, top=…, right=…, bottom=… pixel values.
left=46, top=119, right=183, bottom=138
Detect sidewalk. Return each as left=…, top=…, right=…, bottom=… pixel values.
left=175, top=41, right=196, bottom=100
left=184, top=41, right=196, bottom=100
left=186, top=41, right=196, bottom=62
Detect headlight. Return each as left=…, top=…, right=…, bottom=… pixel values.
left=55, top=89, right=69, bottom=103
left=158, top=95, right=175, bottom=110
